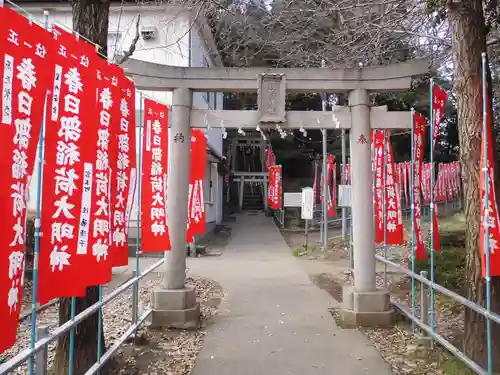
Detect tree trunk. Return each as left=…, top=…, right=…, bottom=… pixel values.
left=447, top=0, right=500, bottom=370
left=72, top=0, right=110, bottom=56
left=52, top=1, right=111, bottom=374
left=51, top=288, right=107, bottom=375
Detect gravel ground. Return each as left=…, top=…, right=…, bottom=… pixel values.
left=328, top=260, right=465, bottom=375
left=2, top=275, right=223, bottom=375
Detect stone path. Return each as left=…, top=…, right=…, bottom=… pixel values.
left=188, top=212, right=392, bottom=375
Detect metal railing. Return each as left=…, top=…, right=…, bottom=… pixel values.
left=272, top=207, right=285, bottom=228
left=0, top=20, right=163, bottom=371
left=0, top=258, right=164, bottom=374
left=375, top=253, right=493, bottom=375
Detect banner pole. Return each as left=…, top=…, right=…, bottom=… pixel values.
left=133, top=93, right=144, bottom=325
left=410, top=108, right=416, bottom=331
left=348, top=156, right=353, bottom=268
left=429, top=78, right=436, bottom=347
left=383, top=130, right=388, bottom=288
left=27, top=11, right=50, bottom=375
left=341, top=128, right=347, bottom=240
left=481, top=52, right=493, bottom=375
left=322, top=129, right=328, bottom=250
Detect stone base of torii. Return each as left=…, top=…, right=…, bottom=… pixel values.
left=124, top=58, right=429, bottom=329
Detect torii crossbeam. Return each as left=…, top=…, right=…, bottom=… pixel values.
left=124, top=58, right=429, bottom=329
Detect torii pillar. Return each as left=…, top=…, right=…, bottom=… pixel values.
left=341, top=88, right=393, bottom=327
left=124, top=58, right=428, bottom=328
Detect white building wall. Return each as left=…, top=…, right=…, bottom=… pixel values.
left=190, top=28, right=224, bottom=226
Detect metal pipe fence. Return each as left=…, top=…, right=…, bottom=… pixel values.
left=375, top=254, right=494, bottom=375
left=272, top=207, right=285, bottom=228
left=311, top=196, right=462, bottom=239
left=0, top=258, right=165, bottom=374
left=0, top=37, right=163, bottom=375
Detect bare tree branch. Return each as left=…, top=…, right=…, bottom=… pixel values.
left=116, top=14, right=141, bottom=65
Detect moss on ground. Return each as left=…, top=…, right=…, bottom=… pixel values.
left=414, top=214, right=466, bottom=294
left=439, top=356, right=475, bottom=375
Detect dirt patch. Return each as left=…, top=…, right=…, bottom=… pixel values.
left=310, top=273, right=345, bottom=302
left=282, top=228, right=350, bottom=262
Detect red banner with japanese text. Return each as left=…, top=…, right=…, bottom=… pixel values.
left=402, top=162, right=409, bottom=206
left=384, top=135, right=404, bottom=244
left=427, top=164, right=433, bottom=204
left=0, top=7, right=55, bottom=353
left=327, top=155, right=336, bottom=216
left=432, top=85, right=448, bottom=150
left=447, top=164, right=454, bottom=199
left=186, top=129, right=206, bottom=242
left=431, top=85, right=447, bottom=253
left=413, top=113, right=427, bottom=259
left=480, top=74, right=500, bottom=277
left=84, top=59, right=122, bottom=286
left=111, top=75, right=137, bottom=267
left=374, top=130, right=385, bottom=243
left=141, top=98, right=171, bottom=252
left=268, top=165, right=281, bottom=209
left=406, top=162, right=412, bottom=204
left=38, top=26, right=99, bottom=304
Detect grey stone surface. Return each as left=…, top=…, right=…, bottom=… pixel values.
left=150, top=303, right=200, bottom=329
left=150, top=286, right=200, bottom=328
left=186, top=212, right=392, bottom=375
left=340, top=287, right=394, bottom=328
left=152, top=287, right=197, bottom=310
left=340, top=309, right=395, bottom=329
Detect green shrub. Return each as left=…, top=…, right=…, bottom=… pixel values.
left=414, top=245, right=466, bottom=295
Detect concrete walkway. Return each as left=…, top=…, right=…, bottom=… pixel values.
left=189, top=212, right=391, bottom=375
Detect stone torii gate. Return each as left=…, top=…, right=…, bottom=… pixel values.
left=124, top=58, right=428, bottom=328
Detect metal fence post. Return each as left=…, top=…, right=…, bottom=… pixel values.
left=35, top=326, right=49, bottom=375
left=131, top=270, right=138, bottom=327
left=420, top=271, right=429, bottom=335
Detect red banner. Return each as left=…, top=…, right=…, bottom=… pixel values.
left=480, top=75, right=500, bottom=277
left=268, top=165, right=281, bottom=209
left=413, top=113, right=426, bottom=259
left=432, top=85, right=448, bottom=150
left=374, top=130, right=384, bottom=243
left=141, top=98, right=171, bottom=253
left=402, top=162, right=409, bottom=206
left=264, top=146, right=275, bottom=171
left=446, top=164, right=454, bottom=199
left=186, top=129, right=207, bottom=242
left=38, top=27, right=99, bottom=304
left=421, top=163, right=431, bottom=204
left=431, top=85, right=447, bottom=253
left=0, top=7, right=55, bottom=353
left=111, top=75, right=136, bottom=267
left=327, top=155, right=336, bottom=216
left=84, top=60, right=121, bottom=286
left=375, top=132, right=404, bottom=244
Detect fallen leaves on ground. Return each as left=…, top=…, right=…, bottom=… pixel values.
left=330, top=257, right=465, bottom=375
left=2, top=275, right=223, bottom=375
